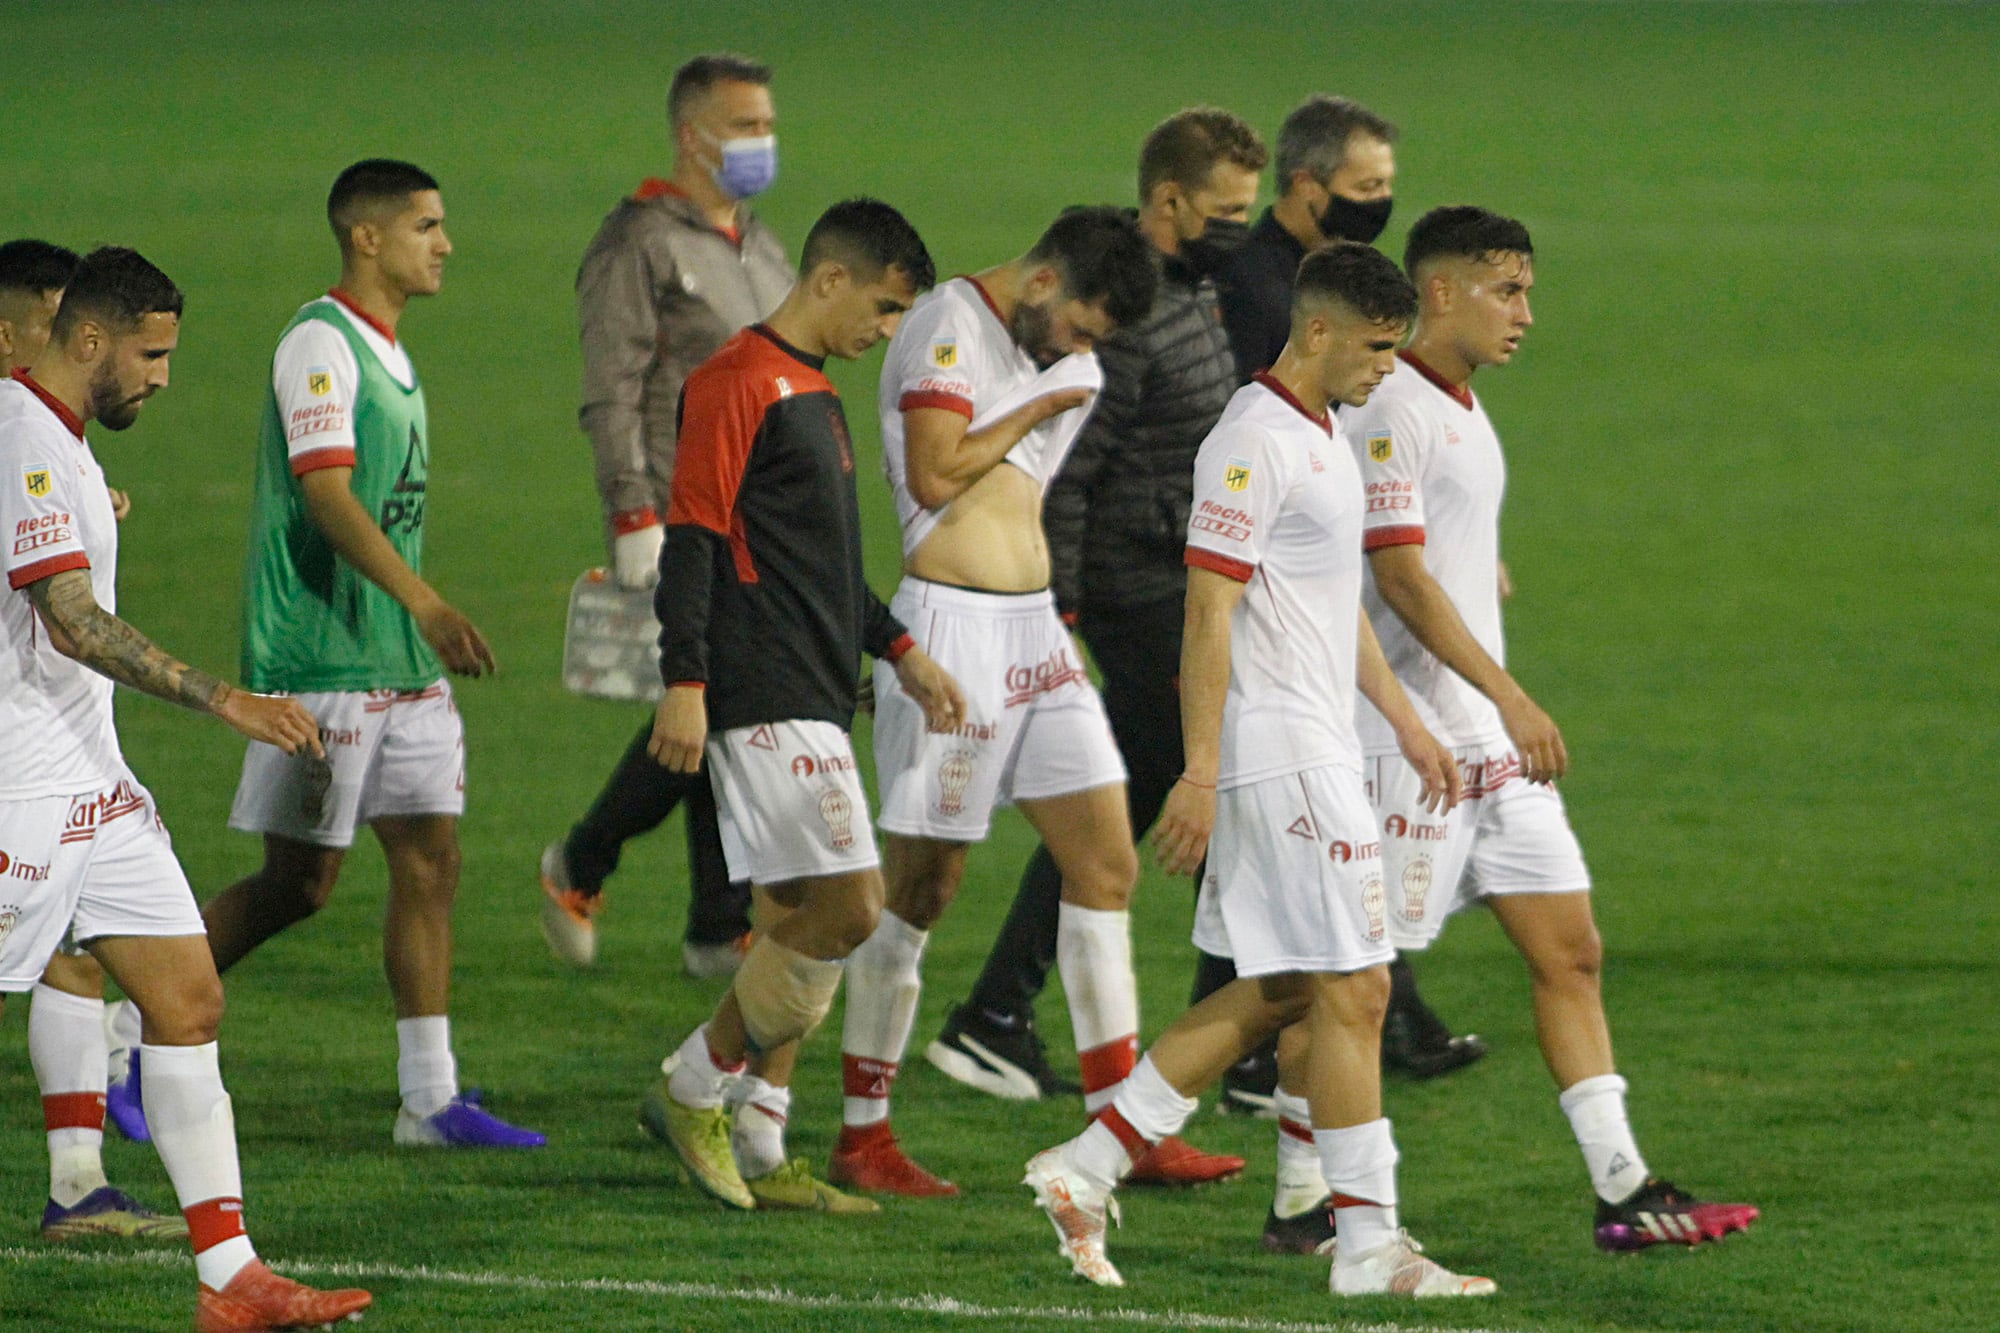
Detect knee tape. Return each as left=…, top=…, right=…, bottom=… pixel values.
left=733, top=939, right=844, bottom=1052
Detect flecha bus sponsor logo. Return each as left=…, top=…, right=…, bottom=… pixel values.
left=286, top=401, right=347, bottom=442
left=1192, top=498, right=1253, bottom=542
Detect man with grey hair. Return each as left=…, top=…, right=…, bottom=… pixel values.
left=541, top=52, right=792, bottom=974
left=1216, top=94, right=1399, bottom=383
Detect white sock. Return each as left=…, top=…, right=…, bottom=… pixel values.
left=31, top=985, right=110, bottom=1207
left=1108, top=1055, right=1196, bottom=1142
left=1273, top=1087, right=1326, bottom=1219
left=1056, top=903, right=1138, bottom=1114
left=839, top=911, right=927, bottom=1128
left=1066, top=1119, right=1134, bottom=1190
left=1319, top=1118, right=1401, bottom=1261
left=395, top=1015, right=459, bottom=1118
left=666, top=1024, right=743, bottom=1110
left=141, top=1042, right=256, bottom=1290
left=728, top=1076, right=791, bottom=1180
left=105, top=996, right=144, bottom=1072
left=1559, top=1073, right=1648, bottom=1203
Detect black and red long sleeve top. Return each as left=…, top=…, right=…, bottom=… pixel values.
left=655, top=324, right=910, bottom=731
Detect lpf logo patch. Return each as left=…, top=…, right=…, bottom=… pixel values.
left=937, top=750, right=975, bottom=817
left=23, top=467, right=52, bottom=499
left=1223, top=456, right=1252, bottom=492
left=307, top=366, right=332, bottom=396
left=1400, top=857, right=1433, bottom=922
left=818, top=788, right=854, bottom=850
left=1368, top=433, right=1392, bottom=462
left=1361, top=874, right=1386, bottom=940
left=931, top=339, right=957, bottom=369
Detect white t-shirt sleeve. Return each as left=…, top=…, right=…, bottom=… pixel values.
left=889, top=298, right=981, bottom=421
left=1185, top=422, right=1290, bottom=582
left=1351, top=399, right=1433, bottom=551
left=3, top=438, right=93, bottom=589
left=271, top=320, right=361, bottom=474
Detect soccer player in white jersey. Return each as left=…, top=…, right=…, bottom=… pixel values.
left=0, top=246, right=371, bottom=1329
left=833, top=207, right=1243, bottom=1196
left=1022, top=243, right=1493, bottom=1299
left=112, top=161, right=543, bottom=1150
left=1346, top=205, right=1758, bottom=1252
left=1, top=237, right=180, bottom=1240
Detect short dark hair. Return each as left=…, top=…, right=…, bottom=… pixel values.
left=800, top=198, right=936, bottom=292
left=1025, top=206, right=1159, bottom=330
left=668, top=52, right=773, bottom=127
left=49, top=247, right=183, bottom=340
left=1275, top=95, right=1398, bottom=189
left=1138, top=106, right=1268, bottom=201
left=1403, top=206, right=1534, bottom=277
left=0, top=240, right=81, bottom=296
left=1293, top=241, right=1416, bottom=327
left=327, top=159, right=440, bottom=251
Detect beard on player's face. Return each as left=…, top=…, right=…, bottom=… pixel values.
left=1008, top=296, right=1067, bottom=369
left=88, top=354, right=146, bottom=431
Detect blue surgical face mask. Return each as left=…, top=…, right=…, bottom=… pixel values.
left=702, top=130, right=778, bottom=200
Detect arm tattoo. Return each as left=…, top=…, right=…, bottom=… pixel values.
left=27, top=569, right=231, bottom=714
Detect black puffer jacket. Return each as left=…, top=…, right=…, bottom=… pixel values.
left=1045, top=254, right=1240, bottom=617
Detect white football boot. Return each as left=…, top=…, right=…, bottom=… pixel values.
left=1332, top=1229, right=1496, bottom=1298
left=1023, top=1146, right=1124, bottom=1287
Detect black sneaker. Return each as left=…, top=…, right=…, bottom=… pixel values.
left=1593, top=1176, right=1759, bottom=1252
left=1380, top=1001, right=1489, bottom=1080
left=1262, top=1197, right=1337, bottom=1255
left=1217, top=1045, right=1278, bottom=1117
left=923, top=1003, right=1081, bottom=1101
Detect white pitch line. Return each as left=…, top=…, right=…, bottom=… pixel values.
left=0, top=1245, right=1537, bottom=1333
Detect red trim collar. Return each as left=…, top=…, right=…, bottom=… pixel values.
left=1398, top=351, right=1474, bottom=411
left=1251, top=371, right=1331, bottom=436
left=327, top=288, right=398, bottom=346
left=635, top=179, right=742, bottom=245
left=960, top=274, right=1008, bottom=328
left=11, top=370, right=85, bottom=440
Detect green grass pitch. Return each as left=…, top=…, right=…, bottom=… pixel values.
left=3, top=1, right=1997, bottom=1329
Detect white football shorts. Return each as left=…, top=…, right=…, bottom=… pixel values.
left=1193, top=764, right=1396, bottom=978
left=706, top=719, right=879, bottom=884
left=0, top=768, right=205, bottom=991
left=874, top=578, right=1125, bottom=841
left=229, top=682, right=466, bottom=849
left=1365, top=744, right=1592, bottom=950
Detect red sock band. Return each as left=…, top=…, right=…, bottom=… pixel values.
left=1094, top=1105, right=1151, bottom=1159
left=842, top=1053, right=897, bottom=1099
left=703, top=1033, right=747, bottom=1076
left=184, top=1196, right=247, bottom=1253
left=1331, top=1192, right=1387, bottom=1210
left=42, top=1091, right=107, bottom=1133
left=1278, top=1116, right=1315, bottom=1144
left=1077, top=1035, right=1137, bottom=1095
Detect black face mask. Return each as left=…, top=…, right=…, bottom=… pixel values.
left=1319, top=193, right=1394, bottom=244
left=1181, top=216, right=1251, bottom=275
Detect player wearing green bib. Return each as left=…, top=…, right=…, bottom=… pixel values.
left=197, top=160, right=540, bottom=1149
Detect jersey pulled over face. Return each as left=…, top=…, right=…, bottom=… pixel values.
left=1343, top=351, right=1510, bottom=753
left=1184, top=372, right=1367, bottom=789
left=0, top=375, right=123, bottom=798
left=879, top=277, right=1101, bottom=557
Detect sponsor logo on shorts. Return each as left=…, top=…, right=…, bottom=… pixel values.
left=0, top=905, right=19, bottom=946
left=0, top=850, right=51, bottom=882
left=818, top=788, right=855, bottom=850
left=1462, top=753, right=1522, bottom=799
left=1361, top=873, right=1386, bottom=940
left=747, top=725, right=779, bottom=751
left=1367, top=432, right=1392, bottom=462
left=1400, top=857, right=1433, bottom=922
left=1328, top=839, right=1380, bottom=865
left=949, top=719, right=999, bottom=741
left=1223, top=456, right=1252, bottom=492
left=306, top=367, right=332, bottom=396
left=23, top=467, right=53, bottom=499
left=60, top=779, right=146, bottom=846
left=1285, top=815, right=1315, bottom=839
left=791, top=752, right=856, bottom=779
left=1193, top=499, right=1253, bottom=542
left=319, top=725, right=362, bottom=747
left=937, top=749, right=976, bottom=817
left=1003, top=647, right=1088, bottom=709
left=931, top=339, right=957, bottom=369
left=1382, top=814, right=1447, bottom=841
